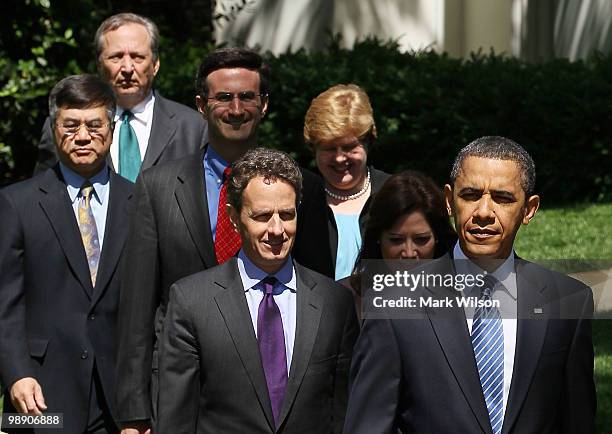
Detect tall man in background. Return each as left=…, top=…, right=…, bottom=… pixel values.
left=344, top=136, right=596, bottom=433
left=0, top=74, right=133, bottom=433
left=34, top=13, right=207, bottom=181
left=115, top=47, right=331, bottom=434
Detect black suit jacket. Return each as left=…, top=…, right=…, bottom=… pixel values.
left=343, top=254, right=596, bottom=434
left=157, top=259, right=359, bottom=433
left=115, top=150, right=334, bottom=424
left=33, top=93, right=208, bottom=174
left=0, top=167, right=133, bottom=433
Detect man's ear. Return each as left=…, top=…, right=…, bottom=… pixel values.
left=260, top=95, right=269, bottom=117
left=444, top=184, right=454, bottom=217
left=195, top=95, right=208, bottom=119
left=153, top=57, right=160, bottom=77
left=227, top=203, right=239, bottom=231
left=522, top=194, right=540, bottom=225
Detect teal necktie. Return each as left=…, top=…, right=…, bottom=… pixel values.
left=119, top=110, right=141, bottom=182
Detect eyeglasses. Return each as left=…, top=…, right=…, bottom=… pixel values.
left=207, top=91, right=267, bottom=106
left=56, top=121, right=111, bottom=136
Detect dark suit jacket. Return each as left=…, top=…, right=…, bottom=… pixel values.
left=33, top=93, right=208, bottom=174
left=0, top=167, right=133, bottom=433
left=157, top=259, right=359, bottom=433
left=115, top=151, right=335, bottom=424
left=343, top=254, right=596, bottom=434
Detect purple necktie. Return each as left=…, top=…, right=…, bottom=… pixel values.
left=257, top=276, right=288, bottom=427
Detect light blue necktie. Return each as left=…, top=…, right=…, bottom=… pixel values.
left=118, top=110, right=141, bottom=182
left=471, top=274, right=504, bottom=434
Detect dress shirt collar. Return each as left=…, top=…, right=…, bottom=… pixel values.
left=59, top=162, right=110, bottom=206
left=203, top=144, right=230, bottom=182
left=115, top=90, right=155, bottom=126
left=237, top=249, right=297, bottom=293
left=453, top=241, right=517, bottom=300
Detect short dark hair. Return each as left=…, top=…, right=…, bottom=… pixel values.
left=95, top=13, right=160, bottom=63
left=450, top=136, right=536, bottom=196
left=359, top=171, right=457, bottom=262
left=227, top=147, right=302, bottom=211
left=195, top=47, right=270, bottom=98
left=48, top=74, right=116, bottom=124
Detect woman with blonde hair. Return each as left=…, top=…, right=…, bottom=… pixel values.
left=304, top=84, right=389, bottom=280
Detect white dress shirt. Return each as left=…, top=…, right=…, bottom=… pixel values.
left=453, top=242, right=517, bottom=420
left=237, top=250, right=297, bottom=373
left=110, top=91, right=155, bottom=169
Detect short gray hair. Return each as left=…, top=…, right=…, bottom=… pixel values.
left=227, top=148, right=302, bottom=211
left=450, top=136, right=536, bottom=196
left=95, top=13, right=160, bottom=63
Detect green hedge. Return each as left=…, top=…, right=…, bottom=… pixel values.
left=3, top=34, right=611, bottom=202
left=257, top=38, right=612, bottom=203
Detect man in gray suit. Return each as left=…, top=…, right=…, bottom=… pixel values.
left=157, top=147, right=359, bottom=433
left=34, top=13, right=207, bottom=180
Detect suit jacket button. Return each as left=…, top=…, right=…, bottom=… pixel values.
left=81, top=350, right=89, bottom=359
left=89, top=314, right=95, bottom=320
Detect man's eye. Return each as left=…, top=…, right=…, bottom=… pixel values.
left=239, top=91, right=256, bottom=102
left=215, top=93, right=233, bottom=102
left=253, top=213, right=271, bottom=222
left=279, top=211, right=295, bottom=221
left=87, top=122, right=103, bottom=129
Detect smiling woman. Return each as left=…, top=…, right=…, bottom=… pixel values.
left=304, top=84, right=389, bottom=280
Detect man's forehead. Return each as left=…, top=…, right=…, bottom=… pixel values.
left=455, top=156, right=522, bottom=188
left=206, top=67, right=260, bottom=90
left=57, top=105, right=108, bottom=119
left=102, top=23, right=151, bottom=49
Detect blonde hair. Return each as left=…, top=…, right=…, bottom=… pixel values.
left=303, top=84, right=377, bottom=148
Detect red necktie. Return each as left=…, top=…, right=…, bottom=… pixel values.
left=214, top=167, right=242, bottom=263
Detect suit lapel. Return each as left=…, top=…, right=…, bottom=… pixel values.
left=502, top=260, right=550, bottom=433
left=425, top=256, right=493, bottom=433
left=214, top=261, right=275, bottom=431
left=37, top=167, right=93, bottom=298
left=174, top=151, right=217, bottom=268
left=142, top=94, right=176, bottom=169
left=90, top=173, right=132, bottom=306
left=276, top=265, right=323, bottom=430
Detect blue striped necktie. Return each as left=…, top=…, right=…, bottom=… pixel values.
left=471, top=274, right=504, bottom=434
left=118, top=110, right=141, bottom=182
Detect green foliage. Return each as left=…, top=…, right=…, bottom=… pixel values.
left=260, top=37, right=612, bottom=202
left=0, top=0, right=85, bottom=184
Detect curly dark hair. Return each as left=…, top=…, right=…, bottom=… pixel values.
left=227, top=147, right=302, bottom=211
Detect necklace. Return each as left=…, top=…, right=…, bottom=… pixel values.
left=325, top=169, right=371, bottom=201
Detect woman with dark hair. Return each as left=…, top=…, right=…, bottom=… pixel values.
left=349, top=171, right=457, bottom=308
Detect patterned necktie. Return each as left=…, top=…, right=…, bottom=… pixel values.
left=78, top=183, right=101, bottom=286
left=118, top=110, right=141, bottom=182
left=257, top=276, right=288, bottom=427
left=471, top=274, right=504, bottom=434
left=214, top=167, right=241, bottom=263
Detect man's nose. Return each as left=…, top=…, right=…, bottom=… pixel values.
left=268, top=214, right=284, bottom=236
left=474, top=195, right=495, bottom=221
left=120, top=56, right=134, bottom=73
left=227, top=96, right=245, bottom=117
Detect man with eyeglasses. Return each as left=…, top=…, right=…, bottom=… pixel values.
left=115, top=47, right=332, bottom=434
left=34, top=13, right=208, bottom=182
left=0, top=74, right=132, bottom=433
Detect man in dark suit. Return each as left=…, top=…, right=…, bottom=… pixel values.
left=115, top=47, right=332, bottom=434
left=0, top=74, right=133, bottom=433
left=157, top=147, right=358, bottom=433
left=344, top=136, right=596, bottom=433
left=34, top=13, right=207, bottom=180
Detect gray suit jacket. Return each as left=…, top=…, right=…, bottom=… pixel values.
left=343, top=254, right=596, bottom=434
left=34, top=93, right=207, bottom=174
left=157, top=259, right=359, bottom=433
